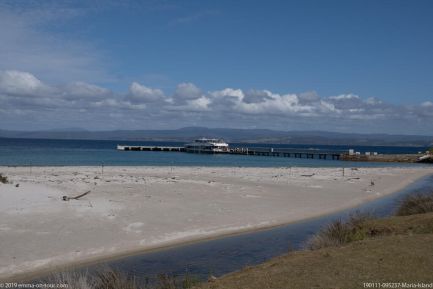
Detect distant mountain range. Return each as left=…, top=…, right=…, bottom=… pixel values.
left=0, top=127, right=432, bottom=147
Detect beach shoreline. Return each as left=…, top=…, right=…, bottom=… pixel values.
left=1, top=166, right=432, bottom=281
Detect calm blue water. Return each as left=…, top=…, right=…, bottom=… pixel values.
left=0, top=138, right=429, bottom=167
left=81, top=174, right=433, bottom=283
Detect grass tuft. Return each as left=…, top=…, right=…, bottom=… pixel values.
left=47, top=268, right=199, bottom=289
left=306, top=212, right=374, bottom=250
left=48, top=270, right=97, bottom=289
left=396, top=191, right=433, bottom=216
left=48, top=268, right=138, bottom=289
left=95, top=269, right=138, bottom=289
left=0, top=173, right=9, bottom=184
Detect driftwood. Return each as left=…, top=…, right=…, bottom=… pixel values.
left=301, top=173, right=315, bottom=177
left=62, top=190, right=91, bottom=201
left=208, top=275, right=217, bottom=283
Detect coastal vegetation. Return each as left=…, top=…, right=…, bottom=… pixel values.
left=48, top=269, right=199, bottom=289
left=396, top=191, right=433, bottom=216
left=197, top=196, right=433, bottom=289
left=308, top=191, right=433, bottom=250
left=306, top=212, right=373, bottom=250
left=0, top=173, right=9, bottom=184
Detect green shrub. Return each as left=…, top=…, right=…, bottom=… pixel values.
left=396, top=192, right=433, bottom=216
left=306, top=212, right=373, bottom=250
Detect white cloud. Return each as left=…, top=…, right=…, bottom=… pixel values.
left=126, top=82, right=165, bottom=103
left=298, top=91, right=320, bottom=104
left=182, top=96, right=212, bottom=111
left=0, top=70, right=52, bottom=96
left=63, top=82, right=111, bottom=100
left=235, top=92, right=300, bottom=115
left=328, top=94, right=360, bottom=100
left=366, top=97, right=382, bottom=105
left=173, top=82, right=202, bottom=100
left=1, top=69, right=432, bottom=134
left=210, top=88, right=244, bottom=100
left=318, top=100, right=338, bottom=113
left=92, top=98, right=147, bottom=110
left=241, top=90, right=274, bottom=104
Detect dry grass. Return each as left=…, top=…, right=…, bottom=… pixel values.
left=198, top=234, right=433, bottom=289
left=197, top=213, right=433, bottom=289
left=94, top=269, right=139, bottom=289
left=306, top=212, right=373, bottom=250
left=0, top=173, right=9, bottom=184
left=396, top=191, right=433, bottom=216
left=48, top=270, right=98, bottom=289
left=307, top=189, right=433, bottom=250
left=47, top=268, right=198, bottom=289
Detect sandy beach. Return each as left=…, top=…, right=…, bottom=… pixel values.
left=0, top=166, right=432, bottom=280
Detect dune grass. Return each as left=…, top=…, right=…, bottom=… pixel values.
left=307, top=188, right=433, bottom=250
left=48, top=269, right=136, bottom=289
left=196, top=189, right=433, bottom=288
left=0, top=173, right=9, bottom=184
left=306, top=212, right=374, bottom=250
left=396, top=191, right=433, bottom=216
left=47, top=268, right=199, bottom=289
left=199, top=233, right=433, bottom=289
left=198, top=212, right=433, bottom=289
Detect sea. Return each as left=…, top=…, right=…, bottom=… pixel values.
left=6, top=137, right=430, bottom=283
left=0, top=138, right=429, bottom=167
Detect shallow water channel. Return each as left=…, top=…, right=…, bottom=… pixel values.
left=75, top=174, right=433, bottom=284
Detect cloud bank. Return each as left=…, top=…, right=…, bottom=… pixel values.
left=0, top=70, right=432, bottom=134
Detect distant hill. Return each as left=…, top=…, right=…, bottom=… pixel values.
left=0, top=127, right=432, bottom=147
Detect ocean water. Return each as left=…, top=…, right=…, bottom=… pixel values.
left=0, top=137, right=429, bottom=167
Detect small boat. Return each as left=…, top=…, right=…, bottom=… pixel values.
left=184, top=138, right=229, bottom=153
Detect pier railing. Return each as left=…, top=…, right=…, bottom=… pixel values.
left=117, top=145, right=345, bottom=160
left=116, top=145, right=185, bottom=152
left=116, top=145, right=431, bottom=163
left=229, top=147, right=345, bottom=160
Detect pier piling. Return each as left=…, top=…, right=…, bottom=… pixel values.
left=117, top=145, right=347, bottom=161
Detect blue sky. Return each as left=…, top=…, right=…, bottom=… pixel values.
left=0, top=0, right=432, bottom=134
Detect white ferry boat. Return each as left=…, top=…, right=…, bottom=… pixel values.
left=184, top=138, right=229, bottom=153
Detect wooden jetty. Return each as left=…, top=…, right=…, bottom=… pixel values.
left=117, top=145, right=344, bottom=160
left=117, top=145, right=185, bottom=152
left=340, top=153, right=427, bottom=163
left=117, top=145, right=432, bottom=163
left=228, top=147, right=343, bottom=160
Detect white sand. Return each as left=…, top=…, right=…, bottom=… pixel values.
left=0, top=166, right=432, bottom=280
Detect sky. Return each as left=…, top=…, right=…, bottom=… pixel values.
left=0, top=0, right=432, bottom=134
